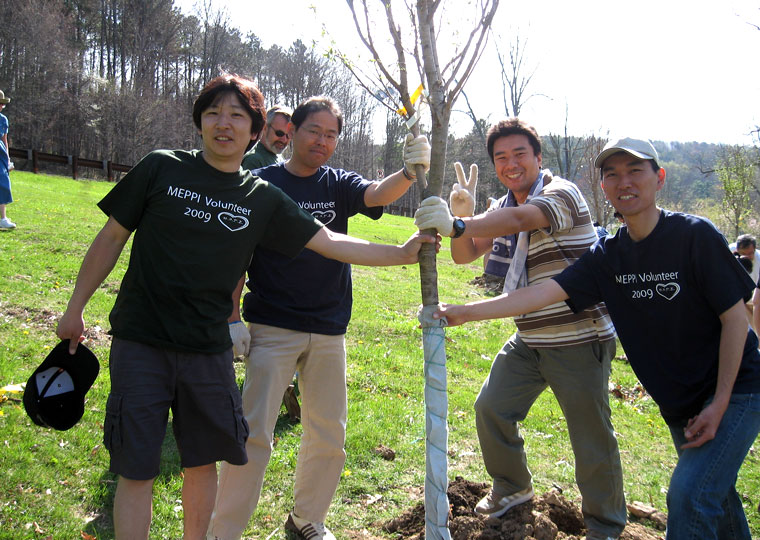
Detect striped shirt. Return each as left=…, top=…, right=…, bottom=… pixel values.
left=512, top=173, right=616, bottom=347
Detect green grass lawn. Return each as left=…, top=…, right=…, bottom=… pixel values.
left=0, top=171, right=758, bottom=539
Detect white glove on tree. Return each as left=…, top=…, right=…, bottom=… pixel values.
left=414, top=196, right=454, bottom=237
left=449, top=162, right=478, bottom=217
left=229, top=321, right=250, bottom=357
left=403, top=134, right=431, bottom=179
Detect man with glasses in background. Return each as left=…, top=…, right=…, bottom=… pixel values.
left=208, top=95, right=431, bottom=540
left=241, top=104, right=293, bottom=170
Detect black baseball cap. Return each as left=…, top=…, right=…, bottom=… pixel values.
left=23, top=340, right=100, bottom=431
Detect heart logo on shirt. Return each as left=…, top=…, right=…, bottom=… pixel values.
left=311, top=210, right=336, bottom=225
left=655, top=282, right=680, bottom=301
left=218, top=212, right=249, bottom=232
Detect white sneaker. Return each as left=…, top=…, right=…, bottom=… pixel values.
left=475, top=486, right=534, bottom=518
left=0, top=217, right=15, bottom=229
left=285, top=513, right=336, bottom=540
left=584, top=533, right=618, bottom=540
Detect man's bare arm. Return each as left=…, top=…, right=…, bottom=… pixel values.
left=434, top=279, right=568, bottom=326
left=57, top=217, right=132, bottom=353
left=305, top=227, right=438, bottom=267
left=682, top=299, right=748, bottom=449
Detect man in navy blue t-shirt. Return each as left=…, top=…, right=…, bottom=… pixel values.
left=208, top=96, right=431, bottom=540
left=430, top=137, right=760, bottom=540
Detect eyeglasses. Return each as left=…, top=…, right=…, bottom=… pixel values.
left=304, top=128, right=338, bottom=143
left=272, top=129, right=290, bottom=139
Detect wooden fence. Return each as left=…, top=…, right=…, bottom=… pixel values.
left=7, top=146, right=421, bottom=217
left=9, top=147, right=132, bottom=182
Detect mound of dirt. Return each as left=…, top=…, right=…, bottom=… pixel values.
left=469, top=274, right=505, bottom=294
left=383, top=477, right=664, bottom=540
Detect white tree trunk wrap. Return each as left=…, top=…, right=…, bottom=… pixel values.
left=419, top=305, right=451, bottom=540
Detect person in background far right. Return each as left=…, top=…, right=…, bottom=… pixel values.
left=731, top=235, right=760, bottom=332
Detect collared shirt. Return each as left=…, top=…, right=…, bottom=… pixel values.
left=242, top=143, right=281, bottom=171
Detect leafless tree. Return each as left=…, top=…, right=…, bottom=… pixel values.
left=345, top=0, right=499, bottom=305
left=457, top=30, right=540, bottom=148
left=575, top=134, right=612, bottom=227
left=344, top=5, right=498, bottom=536
left=544, top=104, right=584, bottom=182
left=494, top=32, right=540, bottom=117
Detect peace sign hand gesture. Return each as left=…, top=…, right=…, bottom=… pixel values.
left=449, top=162, right=478, bottom=217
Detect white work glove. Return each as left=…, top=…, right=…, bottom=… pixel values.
left=414, top=196, right=454, bottom=237
left=229, top=321, right=250, bottom=357
left=449, top=162, right=478, bottom=217
left=403, top=134, right=431, bottom=179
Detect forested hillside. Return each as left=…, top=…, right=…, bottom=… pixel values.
left=1, top=0, right=758, bottom=237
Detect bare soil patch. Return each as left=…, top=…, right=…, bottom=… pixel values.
left=382, top=477, right=664, bottom=540
left=1, top=302, right=111, bottom=347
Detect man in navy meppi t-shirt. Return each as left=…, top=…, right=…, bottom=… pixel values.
left=209, top=96, right=431, bottom=540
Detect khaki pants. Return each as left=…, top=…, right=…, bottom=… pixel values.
left=207, top=324, right=347, bottom=540
left=475, top=334, right=626, bottom=537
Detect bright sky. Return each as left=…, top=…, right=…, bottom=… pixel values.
left=177, top=0, right=760, bottom=145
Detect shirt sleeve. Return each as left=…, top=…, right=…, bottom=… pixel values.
left=691, top=219, right=757, bottom=313
left=528, top=180, right=581, bottom=234
left=339, top=169, right=383, bottom=220
left=552, top=247, right=604, bottom=313
left=97, top=152, right=159, bottom=231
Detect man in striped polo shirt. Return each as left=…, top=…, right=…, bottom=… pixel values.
left=414, top=118, right=625, bottom=540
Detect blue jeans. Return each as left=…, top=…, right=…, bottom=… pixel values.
left=666, top=392, right=760, bottom=540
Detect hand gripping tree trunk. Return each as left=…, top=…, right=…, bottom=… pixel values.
left=345, top=2, right=499, bottom=537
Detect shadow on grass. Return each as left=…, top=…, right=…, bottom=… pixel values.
left=274, top=410, right=300, bottom=437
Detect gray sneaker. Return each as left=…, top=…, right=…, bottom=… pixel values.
left=475, top=486, right=534, bottom=518
left=0, top=217, right=16, bottom=229
left=285, top=513, right=336, bottom=540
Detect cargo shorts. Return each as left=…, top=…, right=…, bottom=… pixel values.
left=104, top=338, right=249, bottom=480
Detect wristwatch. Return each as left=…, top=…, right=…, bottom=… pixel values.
left=452, top=218, right=466, bottom=238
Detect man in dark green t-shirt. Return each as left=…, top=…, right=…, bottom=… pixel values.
left=55, top=75, right=434, bottom=540
left=241, top=104, right=292, bottom=170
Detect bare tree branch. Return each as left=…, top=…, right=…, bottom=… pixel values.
left=457, top=85, right=487, bottom=145
left=346, top=0, right=403, bottom=95
left=446, top=2, right=499, bottom=102
left=493, top=30, right=541, bottom=117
